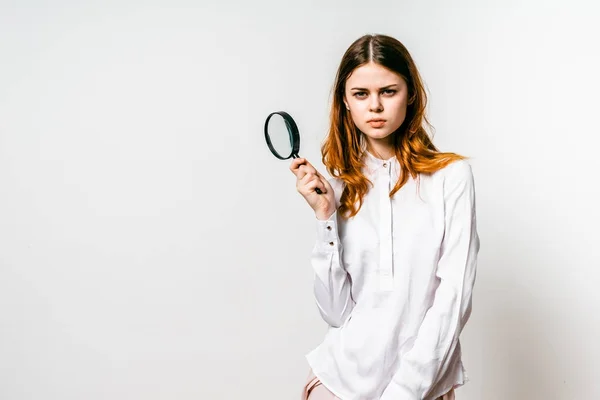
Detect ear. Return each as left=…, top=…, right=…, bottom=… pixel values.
left=343, top=96, right=350, bottom=110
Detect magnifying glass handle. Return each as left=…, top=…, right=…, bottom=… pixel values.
left=293, top=154, right=323, bottom=194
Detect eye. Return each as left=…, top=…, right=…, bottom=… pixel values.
left=353, top=91, right=367, bottom=98
left=382, top=89, right=397, bottom=96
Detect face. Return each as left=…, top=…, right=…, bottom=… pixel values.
left=343, top=62, right=409, bottom=148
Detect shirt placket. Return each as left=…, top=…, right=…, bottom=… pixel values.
left=378, top=161, right=394, bottom=291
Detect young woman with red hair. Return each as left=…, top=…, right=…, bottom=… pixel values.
left=291, top=34, right=480, bottom=400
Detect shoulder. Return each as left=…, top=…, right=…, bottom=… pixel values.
left=429, top=159, right=476, bottom=199
left=435, top=159, right=474, bottom=183
left=437, top=160, right=477, bottom=208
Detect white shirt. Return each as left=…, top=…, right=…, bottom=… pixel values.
left=305, top=151, right=480, bottom=400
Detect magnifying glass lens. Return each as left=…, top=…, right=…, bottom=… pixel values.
left=265, top=114, right=293, bottom=159
left=264, top=111, right=322, bottom=194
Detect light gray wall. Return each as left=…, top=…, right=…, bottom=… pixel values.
left=1, top=1, right=599, bottom=399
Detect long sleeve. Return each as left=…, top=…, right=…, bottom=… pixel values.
left=311, top=210, right=355, bottom=328
left=383, top=161, right=480, bottom=399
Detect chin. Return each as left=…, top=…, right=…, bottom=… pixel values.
left=362, top=128, right=395, bottom=141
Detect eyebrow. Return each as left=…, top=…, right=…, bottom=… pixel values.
left=350, top=84, right=399, bottom=91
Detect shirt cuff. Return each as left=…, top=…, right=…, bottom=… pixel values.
left=315, top=210, right=341, bottom=252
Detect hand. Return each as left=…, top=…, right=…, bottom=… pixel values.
left=289, top=158, right=336, bottom=220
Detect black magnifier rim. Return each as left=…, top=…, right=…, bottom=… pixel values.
left=264, top=111, right=300, bottom=160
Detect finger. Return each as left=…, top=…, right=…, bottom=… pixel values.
left=299, top=168, right=317, bottom=183
left=305, top=177, right=327, bottom=194
left=302, top=159, right=315, bottom=169
left=316, top=176, right=329, bottom=194
left=298, top=164, right=317, bottom=176
left=295, top=167, right=313, bottom=182
left=299, top=172, right=318, bottom=186
left=300, top=174, right=327, bottom=194
left=289, top=158, right=306, bottom=175
left=304, top=162, right=326, bottom=180
left=297, top=173, right=318, bottom=192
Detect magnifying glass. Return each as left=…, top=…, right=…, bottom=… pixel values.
left=264, top=111, right=322, bottom=194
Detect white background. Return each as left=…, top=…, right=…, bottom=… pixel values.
left=1, top=1, right=599, bottom=399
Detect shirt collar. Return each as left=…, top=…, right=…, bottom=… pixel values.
left=363, top=150, right=397, bottom=171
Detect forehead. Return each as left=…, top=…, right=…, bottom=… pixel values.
left=346, top=62, right=405, bottom=89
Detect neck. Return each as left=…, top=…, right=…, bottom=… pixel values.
left=365, top=137, right=395, bottom=160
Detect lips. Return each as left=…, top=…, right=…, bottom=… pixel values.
left=367, top=119, right=386, bottom=128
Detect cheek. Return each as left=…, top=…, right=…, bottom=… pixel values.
left=388, top=97, right=408, bottom=117
left=349, top=98, right=365, bottom=109
left=351, top=112, right=364, bottom=127
left=349, top=101, right=368, bottom=119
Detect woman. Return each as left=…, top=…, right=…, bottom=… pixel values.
left=290, top=34, right=480, bottom=400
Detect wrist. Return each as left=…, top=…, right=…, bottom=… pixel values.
left=316, top=208, right=336, bottom=221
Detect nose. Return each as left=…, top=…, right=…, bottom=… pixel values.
left=369, top=95, right=383, bottom=112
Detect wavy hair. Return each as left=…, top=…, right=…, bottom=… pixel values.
left=322, top=34, right=467, bottom=218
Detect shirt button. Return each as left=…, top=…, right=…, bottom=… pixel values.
left=329, top=242, right=334, bottom=246
left=383, top=163, right=387, bottom=167
left=326, top=226, right=332, bottom=231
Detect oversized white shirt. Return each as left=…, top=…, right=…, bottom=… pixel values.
left=305, top=151, right=480, bottom=400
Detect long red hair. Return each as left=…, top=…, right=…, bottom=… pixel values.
left=322, top=34, right=467, bottom=219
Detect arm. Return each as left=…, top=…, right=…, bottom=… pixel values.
left=386, top=161, right=480, bottom=399
left=310, top=209, right=355, bottom=328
